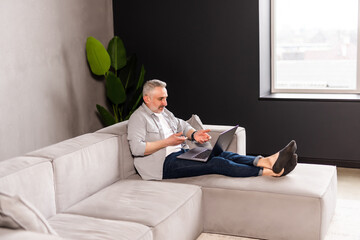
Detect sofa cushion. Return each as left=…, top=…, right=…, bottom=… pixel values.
left=164, top=163, right=337, bottom=240
left=96, top=121, right=136, bottom=179
left=27, top=133, right=121, bottom=212
left=49, top=214, right=152, bottom=240
left=0, top=157, right=56, bottom=218
left=65, top=180, right=203, bottom=240
left=96, top=120, right=128, bottom=135
left=118, top=134, right=137, bottom=179
left=203, top=124, right=246, bottom=155
left=0, top=228, right=67, bottom=240
left=0, top=193, right=57, bottom=235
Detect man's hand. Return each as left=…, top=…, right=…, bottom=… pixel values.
left=194, top=129, right=211, bottom=144
left=166, top=132, right=187, bottom=146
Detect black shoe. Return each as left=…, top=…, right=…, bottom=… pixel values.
left=272, top=140, right=297, bottom=174
left=282, top=154, right=298, bottom=176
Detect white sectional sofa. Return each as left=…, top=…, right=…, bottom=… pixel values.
left=0, top=121, right=337, bottom=240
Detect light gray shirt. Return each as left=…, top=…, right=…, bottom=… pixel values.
left=127, top=103, right=194, bottom=180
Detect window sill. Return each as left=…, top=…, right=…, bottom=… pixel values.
left=260, top=93, right=360, bottom=102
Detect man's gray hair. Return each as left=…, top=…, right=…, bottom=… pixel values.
left=143, top=79, right=167, bottom=96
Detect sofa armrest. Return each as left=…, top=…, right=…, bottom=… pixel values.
left=203, top=124, right=246, bottom=155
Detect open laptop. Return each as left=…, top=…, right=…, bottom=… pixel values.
left=177, top=125, right=238, bottom=162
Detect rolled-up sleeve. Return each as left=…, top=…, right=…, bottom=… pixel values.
left=127, top=111, right=147, bottom=156
left=178, top=118, right=194, bottom=136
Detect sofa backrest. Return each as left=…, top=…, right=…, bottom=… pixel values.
left=0, top=156, right=56, bottom=218
left=27, top=132, right=121, bottom=213
left=96, top=121, right=247, bottom=179
left=96, top=120, right=136, bottom=179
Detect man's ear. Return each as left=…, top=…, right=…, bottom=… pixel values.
left=143, top=95, right=150, bottom=104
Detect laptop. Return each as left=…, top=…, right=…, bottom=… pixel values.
left=177, top=125, right=238, bottom=162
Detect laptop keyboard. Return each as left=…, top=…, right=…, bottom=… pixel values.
left=194, top=149, right=211, bottom=159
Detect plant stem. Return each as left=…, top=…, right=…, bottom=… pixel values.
left=119, top=105, right=124, bottom=122
left=112, top=104, right=118, bottom=122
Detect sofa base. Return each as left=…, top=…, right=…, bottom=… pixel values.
left=163, top=163, right=337, bottom=240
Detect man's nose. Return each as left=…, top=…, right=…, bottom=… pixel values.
left=162, top=99, right=167, bottom=106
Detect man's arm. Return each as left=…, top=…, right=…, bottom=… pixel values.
left=144, top=132, right=187, bottom=155
left=145, top=127, right=212, bottom=155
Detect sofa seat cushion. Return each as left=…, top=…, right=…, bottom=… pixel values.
left=164, top=163, right=335, bottom=197
left=48, top=214, right=152, bottom=240
left=162, top=163, right=337, bottom=240
left=65, top=180, right=203, bottom=240
left=0, top=228, right=68, bottom=240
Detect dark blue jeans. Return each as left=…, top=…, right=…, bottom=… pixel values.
left=163, top=149, right=262, bottom=179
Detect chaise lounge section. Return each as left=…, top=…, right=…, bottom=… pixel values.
left=0, top=121, right=337, bottom=240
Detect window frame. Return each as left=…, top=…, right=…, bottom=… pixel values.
left=270, top=0, right=360, bottom=94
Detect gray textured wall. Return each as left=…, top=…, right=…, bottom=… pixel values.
left=0, top=0, right=113, bottom=161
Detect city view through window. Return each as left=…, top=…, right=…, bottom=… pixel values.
left=273, top=0, right=359, bottom=92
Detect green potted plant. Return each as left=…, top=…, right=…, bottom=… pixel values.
left=86, top=36, right=145, bottom=126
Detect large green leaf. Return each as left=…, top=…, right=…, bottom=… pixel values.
left=86, top=37, right=111, bottom=76
left=107, top=36, right=127, bottom=70
left=105, top=72, right=126, bottom=104
left=96, top=104, right=116, bottom=126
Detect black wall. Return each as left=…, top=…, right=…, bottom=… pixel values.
left=113, top=0, right=360, bottom=167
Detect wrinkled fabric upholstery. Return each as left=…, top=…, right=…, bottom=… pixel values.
left=0, top=228, right=68, bottom=240
left=0, top=157, right=56, bottom=218
left=96, top=121, right=136, bottom=179
left=65, top=180, right=203, bottom=240
left=28, top=133, right=121, bottom=212
left=0, top=193, right=57, bottom=235
left=49, top=214, right=152, bottom=240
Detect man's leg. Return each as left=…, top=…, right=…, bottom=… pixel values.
left=163, top=150, right=214, bottom=179
left=163, top=150, right=263, bottom=179
left=217, top=151, right=289, bottom=177
left=208, top=156, right=262, bottom=177
left=218, top=151, right=262, bottom=166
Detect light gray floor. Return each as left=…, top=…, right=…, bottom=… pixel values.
left=197, top=167, right=360, bottom=240
left=336, top=167, right=360, bottom=201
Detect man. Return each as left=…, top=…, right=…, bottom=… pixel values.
left=127, top=79, right=297, bottom=180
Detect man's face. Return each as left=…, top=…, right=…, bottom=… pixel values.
left=144, top=87, right=168, bottom=113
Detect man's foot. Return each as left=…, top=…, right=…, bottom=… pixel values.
left=282, top=154, right=298, bottom=176
left=272, top=140, right=297, bottom=174
left=262, top=168, right=284, bottom=177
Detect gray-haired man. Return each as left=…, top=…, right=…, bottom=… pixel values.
left=127, top=79, right=297, bottom=180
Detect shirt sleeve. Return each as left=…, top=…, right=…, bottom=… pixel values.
left=127, top=111, right=147, bottom=156
left=179, top=118, right=194, bottom=136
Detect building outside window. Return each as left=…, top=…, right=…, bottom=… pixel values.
left=272, top=0, right=360, bottom=93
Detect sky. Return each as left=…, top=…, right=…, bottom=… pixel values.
left=275, top=0, right=358, bottom=31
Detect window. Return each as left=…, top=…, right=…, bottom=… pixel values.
left=272, top=0, right=360, bottom=94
